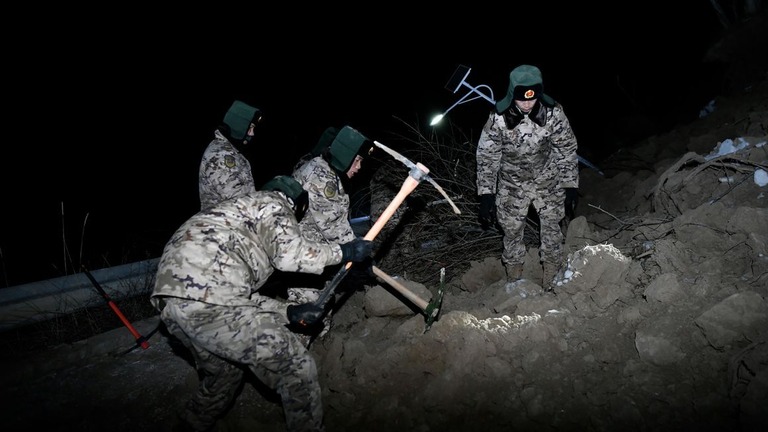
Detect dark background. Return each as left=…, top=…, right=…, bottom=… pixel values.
left=1, top=4, right=727, bottom=287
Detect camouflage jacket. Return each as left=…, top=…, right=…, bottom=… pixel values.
left=198, top=130, right=256, bottom=210
left=476, top=103, right=578, bottom=195
left=152, top=191, right=343, bottom=308
left=293, top=156, right=355, bottom=244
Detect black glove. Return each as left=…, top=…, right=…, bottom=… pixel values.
left=339, top=238, right=373, bottom=262
left=564, top=188, right=579, bottom=220
left=286, top=303, right=326, bottom=331
left=478, top=194, right=496, bottom=229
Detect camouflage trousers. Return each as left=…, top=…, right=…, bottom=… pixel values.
left=160, top=298, right=325, bottom=432
left=496, top=183, right=565, bottom=266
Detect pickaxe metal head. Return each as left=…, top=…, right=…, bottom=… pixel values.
left=374, top=141, right=461, bottom=215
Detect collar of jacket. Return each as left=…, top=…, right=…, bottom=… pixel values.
left=502, top=101, right=547, bottom=129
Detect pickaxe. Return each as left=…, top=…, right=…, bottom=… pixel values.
left=287, top=142, right=457, bottom=330
left=370, top=265, right=445, bottom=331
left=287, top=161, right=433, bottom=329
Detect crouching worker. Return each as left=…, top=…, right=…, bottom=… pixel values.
left=150, top=175, right=372, bottom=432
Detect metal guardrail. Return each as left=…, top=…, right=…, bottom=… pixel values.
left=0, top=258, right=159, bottom=332
left=0, top=218, right=371, bottom=332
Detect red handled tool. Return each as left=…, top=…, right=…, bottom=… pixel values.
left=82, top=266, right=150, bottom=350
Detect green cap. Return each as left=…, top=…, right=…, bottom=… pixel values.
left=261, top=175, right=305, bottom=203
left=329, top=126, right=368, bottom=172
left=311, top=127, right=339, bottom=157
left=223, top=100, right=261, bottom=141
left=496, top=65, right=553, bottom=113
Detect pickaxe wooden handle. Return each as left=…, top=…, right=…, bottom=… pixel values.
left=371, top=265, right=429, bottom=310
left=363, top=162, right=430, bottom=242
left=370, top=265, right=445, bottom=331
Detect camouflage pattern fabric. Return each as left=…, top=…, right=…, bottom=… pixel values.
left=151, top=191, right=341, bottom=432
left=293, top=156, right=356, bottom=244
left=476, top=103, right=578, bottom=267
left=161, top=299, right=324, bottom=432
left=198, top=129, right=256, bottom=210
left=152, top=191, right=342, bottom=306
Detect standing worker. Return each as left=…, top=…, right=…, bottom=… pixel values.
left=476, top=64, right=579, bottom=289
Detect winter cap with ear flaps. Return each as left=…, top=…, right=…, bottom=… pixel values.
left=311, top=127, right=339, bottom=157
left=261, top=175, right=306, bottom=204
left=496, top=65, right=553, bottom=113
left=223, top=100, right=262, bottom=141
left=329, top=126, right=369, bottom=172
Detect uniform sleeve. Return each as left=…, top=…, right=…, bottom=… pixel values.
left=550, top=105, right=579, bottom=189
left=476, top=112, right=503, bottom=195
left=258, top=198, right=343, bottom=275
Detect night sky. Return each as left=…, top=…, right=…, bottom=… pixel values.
left=2, top=4, right=726, bottom=287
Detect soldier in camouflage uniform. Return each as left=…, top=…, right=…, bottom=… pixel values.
left=476, top=65, right=579, bottom=289
left=198, top=100, right=263, bottom=210
left=290, top=126, right=375, bottom=334
left=293, top=125, right=374, bottom=244
left=151, top=175, right=372, bottom=432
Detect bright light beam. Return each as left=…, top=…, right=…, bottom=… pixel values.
left=430, top=84, right=495, bottom=125
left=431, top=66, right=495, bottom=126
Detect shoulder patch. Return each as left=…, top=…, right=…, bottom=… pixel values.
left=323, top=180, right=337, bottom=198
left=224, top=155, right=236, bottom=168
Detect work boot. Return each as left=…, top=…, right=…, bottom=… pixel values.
left=505, top=263, right=524, bottom=282
left=542, top=262, right=560, bottom=290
